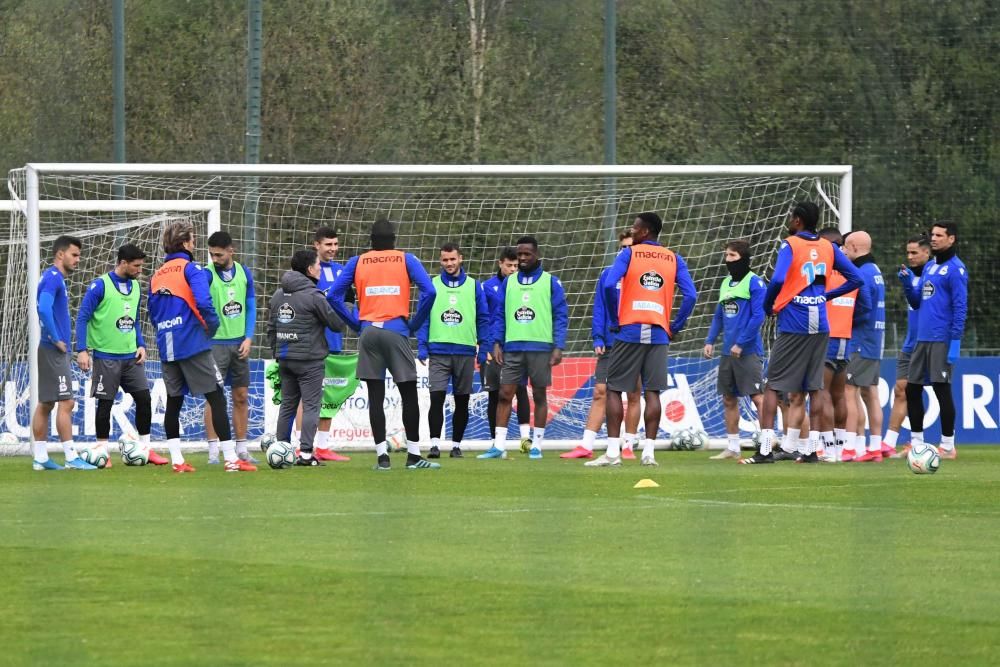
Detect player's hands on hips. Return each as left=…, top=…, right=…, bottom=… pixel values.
left=55, top=340, right=68, bottom=354
left=550, top=349, right=563, bottom=367
left=730, top=344, right=743, bottom=358
left=135, top=347, right=147, bottom=365
left=702, top=344, right=713, bottom=359
left=948, top=339, right=961, bottom=364
left=76, top=349, right=90, bottom=371
left=238, top=338, right=252, bottom=359
left=493, top=343, right=503, bottom=366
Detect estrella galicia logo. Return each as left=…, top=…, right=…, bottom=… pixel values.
left=440, top=308, right=463, bottom=326
left=115, top=315, right=135, bottom=332
left=277, top=303, right=295, bottom=323
left=723, top=301, right=739, bottom=317
left=640, top=271, right=664, bottom=290
left=922, top=282, right=935, bottom=300
left=223, top=301, right=243, bottom=318
left=514, top=306, right=536, bottom=323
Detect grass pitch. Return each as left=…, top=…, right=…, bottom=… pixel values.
left=2, top=447, right=999, bottom=666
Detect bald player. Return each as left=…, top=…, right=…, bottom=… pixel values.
left=841, top=231, right=886, bottom=462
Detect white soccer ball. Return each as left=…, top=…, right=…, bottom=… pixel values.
left=750, top=431, right=762, bottom=449
left=119, top=438, right=149, bottom=466
left=260, top=433, right=277, bottom=453
left=689, top=429, right=709, bottom=450
left=907, top=444, right=941, bottom=475
left=386, top=428, right=407, bottom=452
left=0, top=431, right=19, bottom=446
left=266, top=441, right=295, bottom=469
left=670, top=428, right=694, bottom=451
left=79, top=445, right=110, bottom=469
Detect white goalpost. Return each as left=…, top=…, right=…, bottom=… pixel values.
left=5, top=163, right=851, bottom=453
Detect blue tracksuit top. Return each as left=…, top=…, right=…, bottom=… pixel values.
left=903, top=250, right=968, bottom=343
left=604, top=241, right=698, bottom=345
left=37, top=266, right=72, bottom=350
left=899, top=266, right=923, bottom=354
left=417, top=268, right=489, bottom=362
left=75, top=272, right=147, bottom=360
left=148, top=252, right=220, bottom=362
left=764, top=232, right=864, bottom=335
left=317, top=260, right=344, bottom=353
left=483, top=272, right=504, bottom=348
left=705, top=274, right=767, bottom=357
left=329, top=252, right=436, bottom=338
left=592, top=266, right=615, bottom=349
left=848, top=257, right=886, bottom=360
left=491, top=262, right=568, bottom=353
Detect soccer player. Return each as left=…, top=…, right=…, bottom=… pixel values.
left=481, top=247, right=533, bottom=447
left=742, top=202, right=863, bottom=464
left=267, top=249, right=345, bottom=466
left=563, top=229, right=642, bottom=460
left=308, top=225, right=351, bottom=462
left=75, top=243, right=167, bottom=467
left=842, top=231, right=887, bottom=462
left=149, top=221, right=256, bottom=473
left=203, top=231, right=256, bottom=465
left=329, top=218, right=439, bottom=470
left=902, top=221, right=967, bottom=460
left=32, top=235, right=96, bottom=470
left=593, top=212, right=698, bottom=467
left=881, top=235, right=931, bottom=456
left=815, top=227, right=869, bottom=462
left=702, top=240, right=766, bottom=460
left=480, top=235, right=568, bottom=460
left=417, top=242, right=489, bottom=459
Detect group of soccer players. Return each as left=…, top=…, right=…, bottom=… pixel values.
left=30, top=202, right=967, bottom=472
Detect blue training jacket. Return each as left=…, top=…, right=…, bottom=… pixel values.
left=317, top=259, right=344, bottom=353
left=37, top=266, right=72, bottom=350
left=848, top=257, right=886, bottom=360
left=705, top=273, right=766, bottom=357
left=903, top=250, right=968, bottom=343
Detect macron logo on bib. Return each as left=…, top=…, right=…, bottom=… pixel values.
left=366, top=286, right=401, bottom=296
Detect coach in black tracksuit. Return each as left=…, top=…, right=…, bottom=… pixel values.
left=267, top=249, right=344, bottom=466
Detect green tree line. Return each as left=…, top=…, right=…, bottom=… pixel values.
left=1, top=0, right=996, bottom=349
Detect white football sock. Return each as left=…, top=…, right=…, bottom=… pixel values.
left=911, top=431, right=924, bottom=448
left=843, top=432, right=856, bottom=452
left=519, top=424, right=531, bottom=439
left=375, top=441, right=388, bottom=456
left=808, top=431, right=820, bottom=455
left=407, top=440, right=421, bottom=456
left=855, top=434, right=867, bottom=452
left=207, top=438, right=220, bottom=459
left=624, top=432, right=638, bottom=449
left=581, top=429, right=597, bottom=452
left=797, top=438, right=808, bottom=455
left=606, top=437, right=621, bottom=458
left=782, top=428, right=799, bottom=453
left=221, top=440, right=237, bottom=463
left=533, top=427, right=544, bottom=449
left=835, top=428, right=847, bottom=448
left=760, top=429, right=774, bottom=456
left=940, top=435, right=955, bottom=451
left=315, top=430, right=329, bottom=450
left=820, top=431, right=833, bottom=453
left=430, top=437, right=441, bottom=450
left=235, top=439, right=248, bottom=456
left=641, top=438, right=655, bottom=458
left=883, top=429, right=899, bottom=447
left=727, top=433, right=740, bottom=453
left=140, top=433, right=150, bottom=444
left=61, top=440, right=78, bottom=461
left=33, top=440, right=48, bottom=462
left=494, top=426, right=508, bottom=452
left=167, top=438, right=184, bottom=465
left=868, top=435, right=881, bottom=452
left=292, top=429, right=301, bottom=446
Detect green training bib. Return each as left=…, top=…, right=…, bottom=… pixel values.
left=429, top=275, right=478, bottom=346
left=87, top=274, right=140, bottom=354
left=504, top=272, right=553, bottom=344
left=718, top=272, right=756, bottom=303
left=209, top=261, right=248, bottom=340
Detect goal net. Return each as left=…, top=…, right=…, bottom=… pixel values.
left=5, top=165, right=850, bottom=451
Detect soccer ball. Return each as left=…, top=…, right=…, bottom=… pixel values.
left=119, top=438, right=149, bottom=466
left=259, top=433, right=277, bottom=453
left=688, top=429, right=708, bottom=450
left=79, top=445, right=110, bottom=469
left=750, top=431, right=762, bottom=449
left=386, top=428, right=407, bottom=452
left=670, top=428, right=694, bottom=451
left=266, top=441, right=295, bottom=469
left=907, top=444, right=941, bottom=475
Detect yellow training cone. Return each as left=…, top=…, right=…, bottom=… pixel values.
left=633, top=479, right=660, bottom=489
